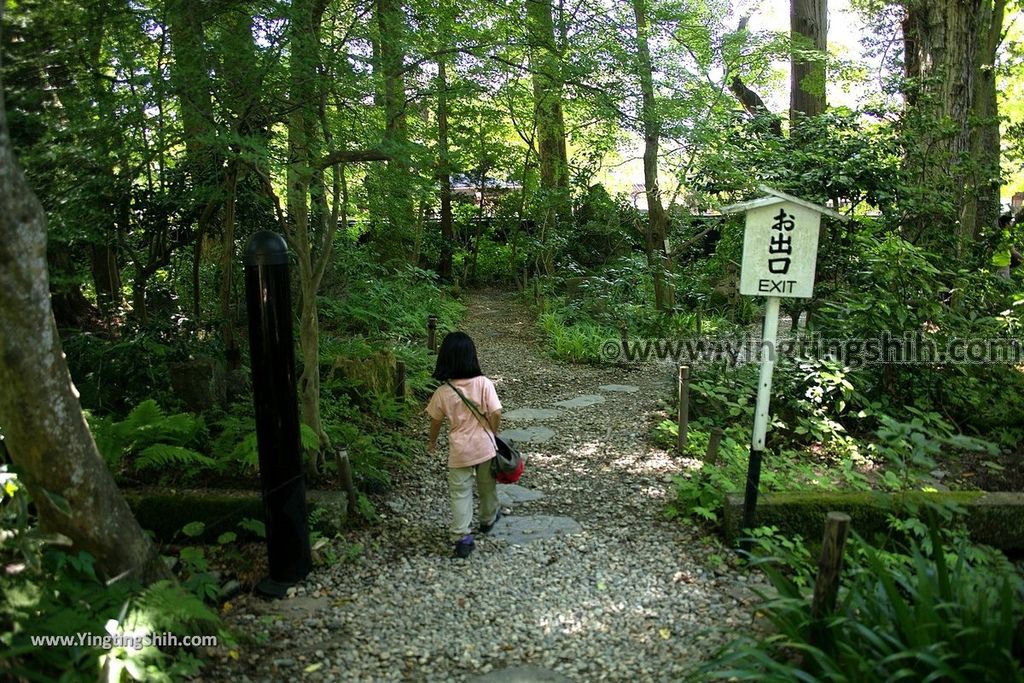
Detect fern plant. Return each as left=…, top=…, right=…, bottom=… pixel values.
left=212, top=409, right=321, bottom=473
left=89, top=399, right=214, bottom=478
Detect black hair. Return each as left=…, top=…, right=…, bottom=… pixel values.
left=432, top=331, right=483, bottom=381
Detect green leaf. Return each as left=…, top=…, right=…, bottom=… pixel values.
left=41, top=488, right=72, bottom=516
left=181, top=521, right=205, bottom=538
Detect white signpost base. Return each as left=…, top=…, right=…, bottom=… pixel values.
left=742, top=295, right=781, bottom=533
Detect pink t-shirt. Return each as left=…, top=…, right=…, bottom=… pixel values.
left=426, top=376, right=502, bottom=468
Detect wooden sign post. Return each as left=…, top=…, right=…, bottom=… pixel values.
left=722, top=186, right=845, bottom=535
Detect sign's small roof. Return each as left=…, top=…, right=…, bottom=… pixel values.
left=720, top=185, right=847, bottom=221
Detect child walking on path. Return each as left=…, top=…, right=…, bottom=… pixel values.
left=426, top=332, right=502, bottom=559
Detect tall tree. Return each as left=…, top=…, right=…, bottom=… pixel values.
left=215, top=5, right=265, bottom=364
left=790, top=0, right=827, bottom=122
left=902, top=0, right=1006, bottom=254
left=437, top=53, right=455, bottom=281
left=632, top=0, right=674, bottom=311
left=963, top=0, right=1006, bottom=246
left=287, top=0, right=330, bottom=472
left=373, top=0, right=416, bottom=263
left=0, top=4, right=169, bottom=584
left=166, top=0, right=221, bottom=319
left=526, top=0, right=570, bottom=274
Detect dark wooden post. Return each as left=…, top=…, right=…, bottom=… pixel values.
left=810, top=511, right=852, bottom=646
left=677, top=365, right=690, bottom=453
left=705, top=426, right=724, bottom=465
left=427, top=314, right=437, bottom=352
left=395, top=360, right=406, bottom=400
left=333, top=448, right=358, bottom=519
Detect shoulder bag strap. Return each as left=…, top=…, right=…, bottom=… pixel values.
left=444, top=380, right=499, bottom=449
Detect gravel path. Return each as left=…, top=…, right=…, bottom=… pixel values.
left=201, top=290, right=760, bottom=682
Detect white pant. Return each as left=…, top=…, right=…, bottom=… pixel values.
left=448, top=461, right=498, bottom=541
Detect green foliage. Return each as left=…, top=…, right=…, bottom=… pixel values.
left=663, top=423, right=860, bottom=525
left=698, top=521, right=1024, bottom=682
left=88, top=400, right=214, bottom=481
left=871, top=409, right=999, bottom=490
left=0, top=468, right=227, bottom=682
left=321, top=249, right=464, bottom=340
left=537, top=310, right=608, bottom=364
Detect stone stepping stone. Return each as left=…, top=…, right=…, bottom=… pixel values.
left=497, top=483, right=543, bottom=508
left=598, top=383, right=640, bottom=393
left=499, top=426, right=555, bottom=443
left=502, top=407, right=562, bottom=421
left=489, top=514, right=582, bottom=545
left=553, top=394, right=605, bottom=408
left=470, top=666, right=572, bottom=683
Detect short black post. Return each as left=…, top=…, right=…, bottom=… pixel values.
left=244, top=231, right=312, bottom=597
left=740, top=448, right=764, bottom=549
left=427, top=314, right=438, bottom=352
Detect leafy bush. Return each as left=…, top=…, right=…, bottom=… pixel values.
left=662, top=424, right=865, bottom=524
left=62, top=330, right=183, bottom=416
left=0, top=468, right=227, bottom=682
left=698, top=522, right=1024, bottom=682
left=321, top=249, right=463, bottom=340
left=536, top=310, right=608, bottom=364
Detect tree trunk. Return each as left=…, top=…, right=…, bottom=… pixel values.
left=84, top=5, right=122, bottom=314
left=374, top=0, right=415, bottom=263
left=790, top=0, right=827, bottom=124
left=166, top=0, right=219, bottom=320
left=287, top=0, right=329, bottom=474
left=437, top=55, right=454, bottom=281
left=902, top=0, right=996, bottom=255
left=0, top=9, right=169, bottom=583
left=963, top=0, right=1005, bottom=246
left=90, top=244, right=122, bottom=310
left=219, top=169, right=239, bottom=366
left=527, top=0, right=570, bottom=273
left=632, top=0, right=674, bottom=311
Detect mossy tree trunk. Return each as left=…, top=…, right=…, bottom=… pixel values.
left=373, top=0, right=415, bottom=264
left=287, top=0, right=329, bottom=473
left=790, top=0, right=827, bottom=125
left=527, top=0, right=570, bottom=276
left=902, top=0, right=1005, bottom=257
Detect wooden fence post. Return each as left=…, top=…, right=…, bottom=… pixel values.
left=810, top=511, right=852, bottom=647
left=394, top=360, right=406, bottom=400
left=333, top=448, right=359, bottom=519
left=705, top=426, right=724, bottom=465
left=677, top=365, right=690, bottom=453
left=427, top=314, right=437, bottom=352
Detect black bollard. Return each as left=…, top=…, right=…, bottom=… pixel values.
left=244, top=231, right=312, bottom=597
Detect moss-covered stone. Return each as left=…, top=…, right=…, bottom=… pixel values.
left=124, top=489, right=349, bottom=543
left=327, top=350, right=400, bottom=397
left=722, top=491, right=1024, bottom=551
